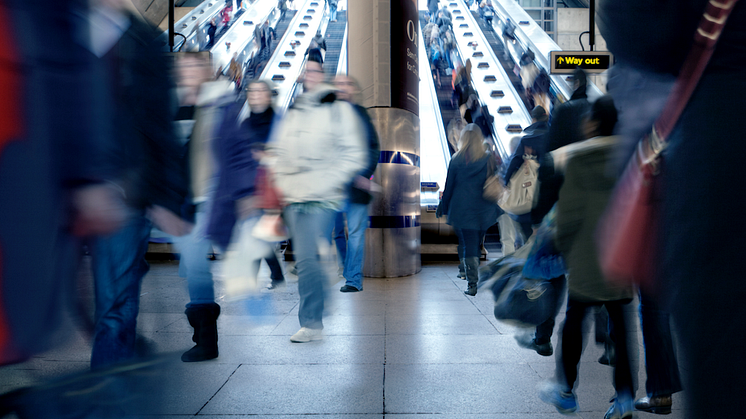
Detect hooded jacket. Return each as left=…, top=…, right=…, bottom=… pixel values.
left=267, top=84, right=366, bottom=206
left=553, top=136, right=633, bottom=302
left=440, top=153, right=499, bottom=231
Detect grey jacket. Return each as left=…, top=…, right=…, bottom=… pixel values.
left=267, top=84, right=366, bottom=205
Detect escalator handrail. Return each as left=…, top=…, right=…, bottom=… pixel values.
left=335, top=23, right=348, bottom=75
left=419, top=27, right=452, bottom=172
left=260, top=0, right=330, bottom=113
left=486, top=0, right=603, bottom=102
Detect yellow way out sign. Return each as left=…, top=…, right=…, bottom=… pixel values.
left=550, top=51, right=613, bottom=74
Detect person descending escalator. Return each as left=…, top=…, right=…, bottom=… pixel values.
left=206, top=18, right=217, bottom=49
left=480, top=1, right=496, bottom=29
left=278, top=0, right=288, bottom=21
left=308, top=30, right=327, bottom=62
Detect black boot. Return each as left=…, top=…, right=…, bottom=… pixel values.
left=182, top=303, right=220, bottom=362
left=464, top=257, right=479, bottom=296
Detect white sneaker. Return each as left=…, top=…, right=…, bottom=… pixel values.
left=290, top=327, right=324, bottom=343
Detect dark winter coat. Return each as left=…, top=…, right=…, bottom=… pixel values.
left=546, top=88, right=590, bottom=152
left=100, top=14, right=188, bottom=217
left=428, top=0, right=439, bottom=15
left=207, top=103, right=276, bottom=248
left=598, top=2, right=746, bottom=416
left=348, top=104, right=380, bottom=205
left=440, top=153, right=499, bottom=231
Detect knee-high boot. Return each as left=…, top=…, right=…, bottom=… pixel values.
left=182, top=302, right=220, bottom=362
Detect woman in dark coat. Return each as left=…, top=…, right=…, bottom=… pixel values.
left=438, top=124, right=499, bottom=296
left=208, top=80, right=285, bottom=289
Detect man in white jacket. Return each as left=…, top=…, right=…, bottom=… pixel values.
left=267, top=57, right=366, bottom=342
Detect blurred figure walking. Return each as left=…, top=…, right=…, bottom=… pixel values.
left=83, top=0, right=190, bottom=370
left=267, top=56, right=366, bottom=342
left=172, top=53, right=234, bottom=362
left=437, top=124, right=499, bottom=296
left=332, top=75, right=380, bottom=293
left=539, top=96, right=636, bottom=419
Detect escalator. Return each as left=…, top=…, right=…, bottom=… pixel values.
left=472, top=12, right=533, bottom=113
left=322, top=11, right=346, bottom=74
left=244, top=10, right=298, bottom=80
left=418, top=12, right=460, bottom=156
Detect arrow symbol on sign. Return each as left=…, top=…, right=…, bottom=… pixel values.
left=557, top=56, right=564, bottom=64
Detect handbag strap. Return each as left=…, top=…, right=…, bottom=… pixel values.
left=649, top=0, right=740, bottom=156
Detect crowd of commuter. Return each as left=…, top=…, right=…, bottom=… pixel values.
left=1, top=0, right=745, bottom=418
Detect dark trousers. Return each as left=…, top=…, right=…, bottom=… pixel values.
left=639, top=291, right=682, bottom=397
left=456, top=228, right=485, bottom=259
left=264, top=252, right=285, bottom=281
left=557, top=298, right=634, bottom=397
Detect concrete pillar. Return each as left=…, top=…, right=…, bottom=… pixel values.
left=348, top=0, right=421, bottom=277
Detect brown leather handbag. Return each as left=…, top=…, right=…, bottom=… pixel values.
left=597, top=0, right=740, bottom=291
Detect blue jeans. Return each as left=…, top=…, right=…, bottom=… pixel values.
left=90, top=214, right=152, bottom=370
left=174, top=207, right=215, bottom=307
left=639, top=292, right=683, bottom=397
left=343, top=202, right=369, bottom=290
left=329, top=4, right=337, bottom=20
left=284, top=204, right=335, bottom=330
left=330, top=211, right=346, bottom=271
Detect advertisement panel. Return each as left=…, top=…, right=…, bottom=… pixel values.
left=390, top=0, right=419, bottom=115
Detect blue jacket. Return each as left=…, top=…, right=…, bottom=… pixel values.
left=504, top=120, right=549, bottom=186
left=441, top=153, right=499, bottom=231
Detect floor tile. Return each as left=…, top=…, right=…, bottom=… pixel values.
left=200, top=364, right=384, bottom=414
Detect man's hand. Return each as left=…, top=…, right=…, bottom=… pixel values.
left=147, top=205, right=194, bottom=237
left=353, top=175, right=382, bottom=193
left=71, top=184, right=129, bottom=237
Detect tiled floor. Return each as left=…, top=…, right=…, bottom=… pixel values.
left=0, top=258, right=688, bottom=418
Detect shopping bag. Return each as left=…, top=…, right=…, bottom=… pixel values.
left=493, top=272, right=557, bottom=328
left=251, top=213, right=288, bottom=242
left=479, top=236, right=557, bottom=327
left=221, top=217, right=275, bottom=300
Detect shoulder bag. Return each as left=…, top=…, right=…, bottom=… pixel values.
left=596, top=0, right=740, bottom=291
left=498, top=155, right=539, bottom=215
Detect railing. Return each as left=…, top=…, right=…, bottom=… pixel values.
left=489, top=0, right=603, bottom=102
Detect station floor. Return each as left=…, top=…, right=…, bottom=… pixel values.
left=0, top=255, right=688, bottom=418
